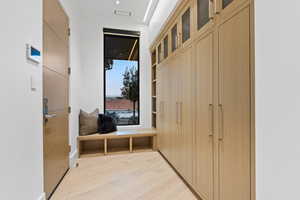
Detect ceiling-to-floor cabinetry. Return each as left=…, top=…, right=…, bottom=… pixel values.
left=151, top=0, right=254, bottom=200
left=194, top=31, right=214, bottom=200
left=217, top=6, right=251, bottom=200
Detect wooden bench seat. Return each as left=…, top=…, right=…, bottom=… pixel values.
left=77, top=128, right=157, bottom=157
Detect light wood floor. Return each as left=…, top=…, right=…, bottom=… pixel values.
left=51, top=152, right=197, bottom=200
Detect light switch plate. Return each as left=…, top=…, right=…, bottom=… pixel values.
left=30, top=75, right=37, bottom=91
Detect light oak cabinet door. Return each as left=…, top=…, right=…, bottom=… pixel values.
left=180, top=46, right=194, bottom=184
left=217, top=7, right=251, bottom=200
left=157, top=66, right=166, bottom=155
left=164, top=60, right=175, bottom=164
left=194, top=33, right=214, bottom=200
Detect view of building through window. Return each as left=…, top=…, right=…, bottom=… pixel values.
left=104, top=34, right=140, bottom=126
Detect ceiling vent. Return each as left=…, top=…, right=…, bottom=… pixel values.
left=114, top=10, right=132, bottom=17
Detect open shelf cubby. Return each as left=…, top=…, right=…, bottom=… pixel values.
left=107, top=138, right=130, bottom=155
left=151, top=49, right=157, bottom=128
left=133, top=137, right=153, bottom=152
left=80, top=140, right=105, bottom=157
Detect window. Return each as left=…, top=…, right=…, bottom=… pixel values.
left=104, top=32, right=140, bottom=126
left=182, top=8, right=191, bottom=43
left=197, top=0, right=210, bottom=30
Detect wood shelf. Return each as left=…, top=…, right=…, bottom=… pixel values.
left=78, top=129, right=157, bottom=157
left=151, top=49, right=157, bottom=133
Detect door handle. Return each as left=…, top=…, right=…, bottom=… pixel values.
left=209, top=104, right=214, bottom=136
left=45, top=114, right=57, bottom=119
left=218, top=104, right=224, bottom=141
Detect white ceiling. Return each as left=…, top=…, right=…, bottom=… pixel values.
left=66, top=0, right=158, bottom=25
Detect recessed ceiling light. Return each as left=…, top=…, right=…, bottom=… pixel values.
left=116, top=0, right=120, bottom=5
left=114, top=10, right=132, bottom=17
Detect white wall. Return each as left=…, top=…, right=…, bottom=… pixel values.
left=148, top=0, right=181, bottom=44
left=78, top=15, right=152, bottom=130
left=255, top=1, right=300, bottom=200
left=0, top=0, right=44, bottom=200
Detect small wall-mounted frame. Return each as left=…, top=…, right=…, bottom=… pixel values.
left=26, top=44, right=41, bottom=64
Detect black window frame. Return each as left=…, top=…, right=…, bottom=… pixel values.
left=103, top=30, right=141, bottom=126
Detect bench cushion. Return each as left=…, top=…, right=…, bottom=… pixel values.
left=78, top=128, right=157, bottom=141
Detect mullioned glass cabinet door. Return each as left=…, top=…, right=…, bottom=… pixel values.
left=223, top=0, right=234, bottom=8
left=197, top=0, right=210, bottom=30
left=171, top=24, right=178, bottom=52
left=158, top=44, right=162, bottom=63
left=182, top=8, right=191, bottom=43
left=164, top=36, right=169, bottom=59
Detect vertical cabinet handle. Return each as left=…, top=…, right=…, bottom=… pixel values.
left=218, top=104, right=224, bottom=141
left=176, top=102, right=178, bottom=125
left=179, top=102, right=183, bottom=126
left=209, top=104, right=214, bottom=136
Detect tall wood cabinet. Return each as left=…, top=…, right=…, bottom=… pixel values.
left=151, top=0, right=254, bottom=200
left=217, top=6, right=251, bottom=200
left=194, top=31, right=214, bottom=200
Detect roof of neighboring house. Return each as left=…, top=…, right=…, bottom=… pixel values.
left=106, top=98, right=134, bottom=110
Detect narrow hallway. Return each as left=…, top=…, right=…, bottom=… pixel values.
left=52, top=152, right=197, bottom=200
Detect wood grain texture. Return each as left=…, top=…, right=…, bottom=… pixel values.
left=51, top=152, right=197, bottom=200
left=152, top=1, right=254, bottom=200
left=43, top=0, right=69, bottom=198
left=217, top=6, right=251, bottom=200
left=194, top=32, right=214, bottom=200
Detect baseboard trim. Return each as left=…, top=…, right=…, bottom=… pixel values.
left=69, top=150, right=78, bottom=168
left=158, top=151, right=202, bottom=200
left=37, top=193, right=46, bottom=200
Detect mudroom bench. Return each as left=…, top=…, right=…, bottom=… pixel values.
left=77, top=128, right=157, bottom=158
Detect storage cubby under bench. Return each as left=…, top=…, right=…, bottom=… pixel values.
left=77, top=128, right=157, bottom=158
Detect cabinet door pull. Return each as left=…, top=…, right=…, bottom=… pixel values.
left=176, top=102, right=178, bottom=125
left=209, top=104, right=214, bottom=136
left=180, top=102, right=183, bottom=126
left=218, top=104, right=224, bottom=141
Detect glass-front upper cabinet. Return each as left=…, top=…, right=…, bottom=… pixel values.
left=223, top=0, right=234, bottom=9
left=197, top=0, right=210, bottom=30
left=158, top=43, right=162, bottom=63
left=171, top=24, right=178, bottom=52
left=181, top=8, right=191, bottom=43
left=164, top=35, right=169, bottom=59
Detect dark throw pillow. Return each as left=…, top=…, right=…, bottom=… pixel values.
left=98, top=114, right=117, bottom=134
left=79, top=109, right=99, bottom=136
